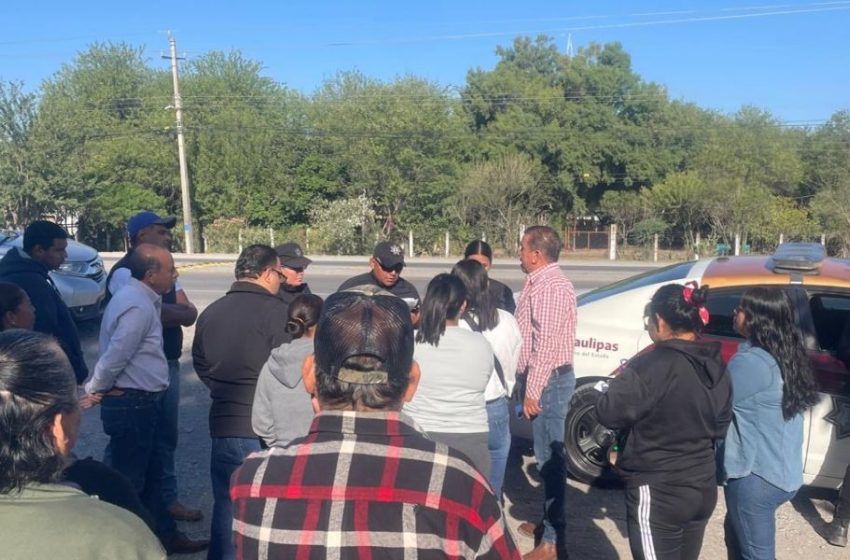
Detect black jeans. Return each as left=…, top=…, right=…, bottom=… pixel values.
left=625, top=480, right=717, bottom=560
left=835, top=462, right=850, bottom=520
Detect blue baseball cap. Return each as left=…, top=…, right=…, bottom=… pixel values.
left=127, top=211, right=177, bottom=240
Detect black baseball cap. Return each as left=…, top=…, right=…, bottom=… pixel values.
left=373, top=241, right=405, bottom=268
left=275, top=242, right=312, bottom=268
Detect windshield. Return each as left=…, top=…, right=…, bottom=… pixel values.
left=578, top=261, right=695, bottom=306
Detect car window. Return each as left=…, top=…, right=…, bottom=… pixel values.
left=808, top=292, right=850, bottom=358
left=577, top=261, right=694, bottom=306
left=703, top=288, right=747, bottom=339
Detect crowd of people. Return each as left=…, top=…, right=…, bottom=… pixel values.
left=0, top=215, right=836, bottom=560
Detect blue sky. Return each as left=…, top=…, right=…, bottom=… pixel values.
left=2, top=1, right=848, bottom=122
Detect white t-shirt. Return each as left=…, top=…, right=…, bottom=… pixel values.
left=459, top=309, right=522, bottom=401
left=405, top=326, right=493, bottom=434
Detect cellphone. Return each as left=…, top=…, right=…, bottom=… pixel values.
left=402, top=297, right=419, bottom=311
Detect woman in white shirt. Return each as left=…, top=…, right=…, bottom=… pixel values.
left=405, top=273, right=494, bottom=478
left=452, top=259, right=522, bottom=499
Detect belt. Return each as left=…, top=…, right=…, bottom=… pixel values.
left=550, top=364, right=573, bottom=378
left=103, top=387, right=164, bottom=399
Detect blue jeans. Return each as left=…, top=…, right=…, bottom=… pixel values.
left=487, top=397, right=511, bottom=499
left=101, top=390, right=176, bottom=542
left=159, top=359, right=181, bottom=506
left=724, top=474, right=797, bottom=560
left=209, top=437, right=262, bottom=560
left=531, top=368, right=576, bottom=545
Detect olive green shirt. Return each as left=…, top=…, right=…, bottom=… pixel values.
left=0, top=483, right=165, bottom=560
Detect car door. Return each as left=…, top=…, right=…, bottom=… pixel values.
left=801, top=289, right=850, bottom=486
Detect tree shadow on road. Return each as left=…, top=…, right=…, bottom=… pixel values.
left=504, top=438, right=626, bottom=559
left=790, top=485, right=840, bottom=541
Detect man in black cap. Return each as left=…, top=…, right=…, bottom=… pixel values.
left=275, top=242, right=312, bottom=314
left=338, top=241, right=420, bottom=310
left=106, top=211, right=206, bottom=536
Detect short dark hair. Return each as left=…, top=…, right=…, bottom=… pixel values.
left=22, top=221, right=69, bottom=255
left=0, top=283, right=27, bottom=331
left=314, top=289, right=414, bottom=410
left=286, top=294, right=324, bottom=339
left=415, top=273, right=467, bottom=347
left=234, top=244, right=278, bottom=280
left=126, top=245, right=162, bottom=281
left=524, top=225, right=562, bottom=263
left=464, top=239, right=493, bottom=262
left=0, top=330, right=77, bottom=493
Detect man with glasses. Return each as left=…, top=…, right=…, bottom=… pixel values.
left=192, top=244, right=289, bottom=560
left=338, top=241, right=420, bottom=312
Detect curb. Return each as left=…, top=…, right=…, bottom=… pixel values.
left=176, top=262, right=231, bottom=272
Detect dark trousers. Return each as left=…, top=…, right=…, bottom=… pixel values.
left=531, top=368, right=576, bottom=548
left=209, top=436, right=262, bottom=560
left=835, top=461, right=850, bottom=520
left=159, top=359, right=181, bottom=506
left=625, top=480, right=717, bottom=560
left=724, top=474, right=796, bottom=560
left=101, top=390, right=176, bottom=542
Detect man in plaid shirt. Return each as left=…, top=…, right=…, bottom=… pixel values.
left=515, top=226, right=577, bottom=560
left=231, top=287, right=519, bottom=560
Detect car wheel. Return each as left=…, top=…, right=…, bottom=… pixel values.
left=565, top=383, right=620, bottom=486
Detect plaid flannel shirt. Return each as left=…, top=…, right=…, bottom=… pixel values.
left=515, top=262, right=577, bottom=401
left=231, top=410, right=520, bottom=560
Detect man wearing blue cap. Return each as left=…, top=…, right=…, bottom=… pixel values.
left=106, top=211, right=207, bottom=553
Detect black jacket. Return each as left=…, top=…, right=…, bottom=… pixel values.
left=192, top=281, right=289, bottom=438
left=489, top=278, right=516, bottom=315
left=0, top=247, right=88, bottom=383
left=338, top=272, right=420, bottom=302
left=596, top=338, right=733, bottom=487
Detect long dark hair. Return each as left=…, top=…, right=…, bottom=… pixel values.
left=285, top=294, right=323, bottom=339
left=0, top=330, right=78, bottom=493
left=0, top=283, right=27, bottom=331
left=451, top=259, right=499, bottom=332
left=647, top=283, right=710, bottom=335
left=738, top=287, right=820, bottom=419
left=415, top=274, right=467, bottom=347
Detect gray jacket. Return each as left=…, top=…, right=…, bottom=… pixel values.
left=251, top=337, right=315, bottom=447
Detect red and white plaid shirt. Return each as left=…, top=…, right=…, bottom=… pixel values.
left=231, top=410, right=520, bottom=560
left=515, top=262, right=577, bottom=401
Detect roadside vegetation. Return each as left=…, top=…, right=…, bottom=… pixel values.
left=1, top=36, right=848, bottom=256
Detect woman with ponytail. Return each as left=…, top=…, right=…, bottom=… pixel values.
left=597, top=282, right=733, bottom=560
left=404, top=273, right=494, bottom=478
left=252, top=294, right=323, bottom=447
left=722, top=287, right=820, bottom=559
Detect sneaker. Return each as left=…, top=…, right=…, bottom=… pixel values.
left=165, top=531, right=209, bottom=555
left=168, top=501, right=204, bottom=522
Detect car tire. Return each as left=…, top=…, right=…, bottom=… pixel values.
left=565, top=382, right=620, bottom=486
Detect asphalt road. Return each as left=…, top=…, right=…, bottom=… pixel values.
left=72, top=262, right=846, bottom=559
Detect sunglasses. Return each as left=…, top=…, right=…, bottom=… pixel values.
left=379, top=262, right=404, bottom=274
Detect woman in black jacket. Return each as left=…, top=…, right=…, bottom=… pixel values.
left=597, top=283, right=733, bottom=560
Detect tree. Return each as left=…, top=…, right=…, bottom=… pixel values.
left=455, top=153, right=552, bottom=254
left=646, top=171, right=710, bottom=252
left=0, top=81, right=39, bottom=227
left=599, top=190, right=647, bottom=245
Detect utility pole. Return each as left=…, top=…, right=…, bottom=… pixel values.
left=164, top=33, right=195, bottom=253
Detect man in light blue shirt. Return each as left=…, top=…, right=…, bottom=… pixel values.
left=84, top=244, right=207, bottom=555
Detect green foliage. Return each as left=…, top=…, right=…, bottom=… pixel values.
left=309, top=195, right=378, bottom=255
left=0, top=37, right=848, bottom=257
left=631, top=217, right=669, bottom=246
